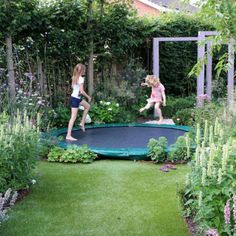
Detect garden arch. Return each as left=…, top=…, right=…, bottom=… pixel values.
left=153, top=31, right=235, bottom=107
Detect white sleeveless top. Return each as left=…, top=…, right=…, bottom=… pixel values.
left=71, top=76, right=84, bottom=99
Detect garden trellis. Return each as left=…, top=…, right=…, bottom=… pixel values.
left=153, top=31, right=235, bottom=107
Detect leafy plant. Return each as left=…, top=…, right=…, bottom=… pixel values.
left=147, top=137, right=167, bottom=163
left=0, top=111, right=41, bottom=192
left=182, top=118, right=236, bottom=234
left=90, top=100, right=120, bottom=123
left=168, top=134, right=192, bottom=163
left=48, top=145, right=97, bottom=164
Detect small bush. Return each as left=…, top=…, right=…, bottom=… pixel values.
left=48, top=145, right=97, bottom=164
left=0, top=111, right=40, bottom=192
left=172, top=108, right=194, bottom=126
left=147, top=137, right=167, bottom=163
left=168, top=135, right=192, bottom=163
left=162, top=96, right=195, bottom=118
left=90, top=100, right=120, bottom=123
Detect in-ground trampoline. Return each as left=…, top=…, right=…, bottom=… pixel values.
left=49, top=124, right=190, bottom=160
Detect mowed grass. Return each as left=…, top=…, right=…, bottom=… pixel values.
left=1, top=160, right=190, bottom=236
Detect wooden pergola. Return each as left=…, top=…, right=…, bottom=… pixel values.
left=153, top=31, right=235, bottom=107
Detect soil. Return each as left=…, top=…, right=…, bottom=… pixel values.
left=16, top=188, right=30, bottom=203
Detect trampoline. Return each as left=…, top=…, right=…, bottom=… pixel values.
left=49, top=124, right=190, bottom=160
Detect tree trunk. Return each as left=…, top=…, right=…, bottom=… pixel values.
left=86, top=0, right=94, bottom=95
left=6, top=35, right=16, bottom=107
left=37, top=58, right=45, bottom=96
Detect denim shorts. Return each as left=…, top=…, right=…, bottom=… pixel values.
left=70, top=96, right=82, bottom=108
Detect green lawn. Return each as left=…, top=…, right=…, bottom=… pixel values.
left=1, top=160, right=190, bottom=236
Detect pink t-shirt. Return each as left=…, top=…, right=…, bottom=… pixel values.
left=147, top=83, right=165, bottom=103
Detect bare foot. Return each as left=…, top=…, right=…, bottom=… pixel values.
left=66, top=136, right=77, bottom=141
left=157, top=119, right=163, bottom=124
left=80, top=123, right=85, bottom=132
left=139, top=107, right=145, bottom=113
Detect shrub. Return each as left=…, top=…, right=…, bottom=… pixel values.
left=90, top=100, right=120, bottom=124
left=48, top=145, right=97, bottom=164
left=168, top=134, right=192, bottom=163
left=147, top=137, right=167, bottom=163
left=172, top=108, right=194, bottom=126
left=162, top=96, right=195, bottom=118
left=0, top=111, right=40, bottom=192
left=182, top=119, right=236, bottom=234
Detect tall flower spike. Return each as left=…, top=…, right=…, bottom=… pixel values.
left=204, top=120, right=208, bottom=144
left=224, top=199, right=231, bottom=225
left=196, top=123, right=201, bottom=145
left=217, top=168, right=222, bottom=184
left=233, top=195, right=236, bottom=227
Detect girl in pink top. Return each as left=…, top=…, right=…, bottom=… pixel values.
left=139, top=75, right=166, bottom=124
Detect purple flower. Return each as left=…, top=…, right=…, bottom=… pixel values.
left=24, top=72, right=35, bottom=81
left=206, top=228, right=218, bottom=236
left=197, top=94, right=211, bottom=102
left=233, top=195, right=236, bottom=224
left=224, top=199, right=231, bottom=225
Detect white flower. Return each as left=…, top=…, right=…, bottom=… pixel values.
left=31, top=179, right=36, bottom=185
left=18, top=89, right=23, bottom=94
left=108, top=108, right=112, bottom=111
left=100, top=101, right=103, bottom=104
left=116, top=103, right=119, bottom=107
left=106, top=102, right=111, bottom=105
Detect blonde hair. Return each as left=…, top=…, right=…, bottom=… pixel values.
left=72, top=63, right=86, bottom=86
left=145, top=75, right=160, bottom=87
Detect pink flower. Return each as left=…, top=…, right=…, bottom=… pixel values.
left=224, top=199, right=231, bottom=225
left=233, top=195, right=236, bottom=224
left=197, top=94, right=211, bottom=102
left=206, top=229, right=218, bottom=236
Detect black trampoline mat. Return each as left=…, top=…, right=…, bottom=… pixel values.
left=61, top=126, right=186, bottom=149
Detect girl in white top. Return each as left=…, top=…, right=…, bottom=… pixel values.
left=66, top=63, right=91, bottom=141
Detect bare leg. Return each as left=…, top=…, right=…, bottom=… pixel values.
left=139, top=102, right=154, bottom=113
left=79, top=100, right=91, bottom=132
left=154, top=102, right=163, bottom=124
left=66, top=108, right=78, bottom=140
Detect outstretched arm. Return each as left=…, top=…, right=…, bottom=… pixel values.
left=141, top=82, right=150, bottom=87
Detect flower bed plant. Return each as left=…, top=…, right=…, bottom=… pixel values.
left=182, top=119, right=236, bottom=235
left=0, top=111, right=40, bottom=192
left=48, top=145, right=97, bottom=164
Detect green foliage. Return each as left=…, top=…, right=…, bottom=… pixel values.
left=162, top=96, right=195, bottom=119
left=172, top=108, right=194, bottom=126
left=0, top=111, right=9, bottom=125
left=147, top=137, right=167, bottom=163
left=48, top=145, right=97, bottom=164
left=168, top=135, right=192, bottom=163
left=0, top=111, right=40, bottom=192
left=50, top=105, right=71, bottom=128
left=182, top=117, right=236, bottom=234
left=0, top=0, right=38, bottom=36
left=90, top=100, right=120, bottom=123
left=173, top=102, right=223, bottom=127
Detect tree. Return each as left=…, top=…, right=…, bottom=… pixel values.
left=0, top=0, right=38, bottom=108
